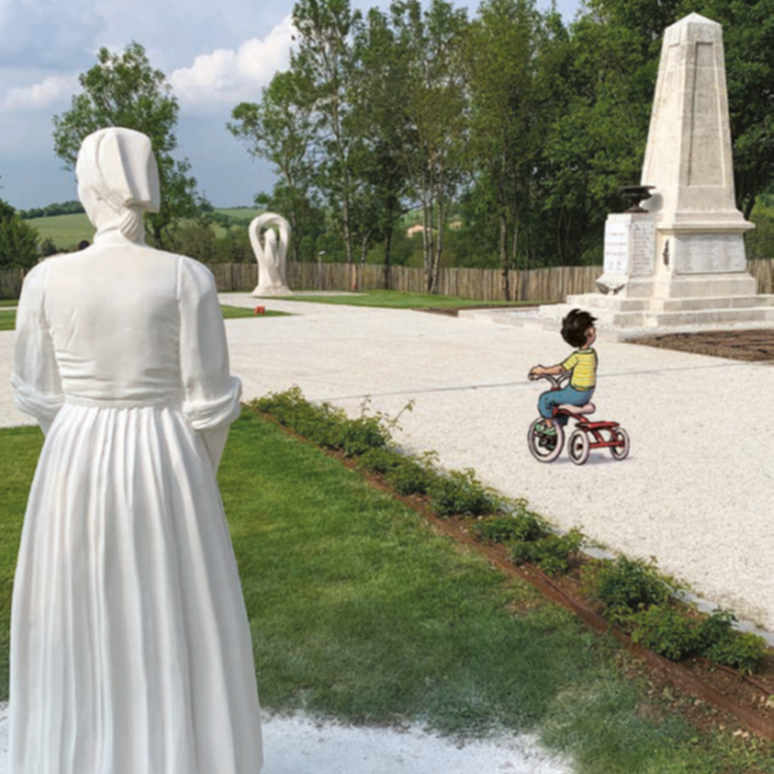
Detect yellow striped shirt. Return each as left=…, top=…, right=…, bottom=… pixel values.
left=562, top=348, right=597, bottom=390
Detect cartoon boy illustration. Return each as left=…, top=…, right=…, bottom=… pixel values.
left=529, top=308, right=597, bottom=438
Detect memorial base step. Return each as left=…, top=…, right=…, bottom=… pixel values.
left=542, top=294, right=774, bottom=330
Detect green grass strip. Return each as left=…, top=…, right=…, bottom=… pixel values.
left=0, top=300, right=18, bottom=308
left=0, top=311, right=15, bottom=332
left=0, top=413, right=770, bottom=772
left=221, top=304, right=288, bottom=319
left=0, top=305, right=286, bottom=332
left=280, top=289, right=540, bottom=310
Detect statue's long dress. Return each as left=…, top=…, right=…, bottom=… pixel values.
left=10, top=234, right=263, bottom=774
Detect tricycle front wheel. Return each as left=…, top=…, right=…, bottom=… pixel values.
left=528, top=418, right=564, bottom=462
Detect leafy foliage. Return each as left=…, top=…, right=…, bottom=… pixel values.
left=252, top=386, right=392, bottom=457
left=0, top=200, right=39, bottom=270
left=427, top=468, right=503, bottom=517
left=630, top=604, right=698, bottom=661
left=510, top=528, right=585, bottom=576
left=581, top=555, right=676, bottom=622
left=473, top=509, right=550, bottom=545
left=52, top=42, right=202, bottom=249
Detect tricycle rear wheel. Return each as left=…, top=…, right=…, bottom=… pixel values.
left=610, top=427, right=630, bottom=460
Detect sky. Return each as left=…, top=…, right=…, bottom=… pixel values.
left=0, top=0, right=581, bottom=210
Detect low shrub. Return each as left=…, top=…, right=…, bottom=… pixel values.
left=427, top=468, right=502, bottom=517
left=385, top=457, right=438, bottom=496
left=630, top=604, right=698, bottom=661
left=473, top=510, right=550, bottom=545
left=510, top=528, right=585, bottom=576
left=696, top=611, right=768, bottom=675
left=356, top=447, right=404, bottom=475
left=333, top=414, right=391, bottom=456
left=582, top=556, right=677, bottom=623
left=703, top=631, right=768, bottom=676
left=252, top=387, right=391, bottom=457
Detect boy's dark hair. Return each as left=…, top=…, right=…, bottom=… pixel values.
left=561, top=308, right=596, bottom=348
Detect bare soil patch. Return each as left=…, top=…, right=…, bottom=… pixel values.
left=626, top=329, right=774, bottom=361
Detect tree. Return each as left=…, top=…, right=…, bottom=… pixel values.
left=292, top=0, right=363, bottom=279
left=348, top=7, right=413, bottom=287
left=0, top=200, right=40, bottom=270
left=229, top=68, right=319, bottom=263
left=391, top=0, right=470, bottom=292
left=53, top=42, right=201, bottom=249
left=531, top=6, right=654, bottom=266
left=466, top=0, right=543, bottom=297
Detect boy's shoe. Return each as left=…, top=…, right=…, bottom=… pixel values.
left=536, top=422, right=557, bottom=437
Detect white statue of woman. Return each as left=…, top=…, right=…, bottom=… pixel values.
left=250, top=212, right=291, bottom=295
left=10, top=127, right=262, bottom=773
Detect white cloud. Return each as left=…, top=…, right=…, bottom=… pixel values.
left=170, top=16, right=295, bottom=110
left=0, top=73, right=78, bottom=112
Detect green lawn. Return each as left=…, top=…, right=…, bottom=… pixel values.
left=220, top=305, right=287, bottom=319
left=0, top=311, right=15, bottom=332
left=0, top=300, right=17, bottom=308
left=282, top=289, right=541, bottom=309
left=1, top=411, right=769, bottom=773
left=0, top=305, right=285, bottom=331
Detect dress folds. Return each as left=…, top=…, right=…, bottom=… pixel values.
left=10, top=237, right=262, bottom=774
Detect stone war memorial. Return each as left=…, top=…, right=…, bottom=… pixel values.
left=250, top=212, right=292, bottom=296
left=544, top=13, right=774, bottom=328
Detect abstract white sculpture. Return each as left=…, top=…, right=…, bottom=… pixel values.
left=11, top=127, right=263, bottom=774
left=250, top=212, right=292, bottom=296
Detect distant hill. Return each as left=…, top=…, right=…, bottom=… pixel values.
left=27, top=208, right=263, bottom=251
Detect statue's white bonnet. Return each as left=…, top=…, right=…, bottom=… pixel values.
left=76, top=127, right=161, bottom=215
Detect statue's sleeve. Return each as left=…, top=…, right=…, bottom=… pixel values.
left=12, top=262, right=64, bottom=435
left=178, top=257, right=242, bottom=472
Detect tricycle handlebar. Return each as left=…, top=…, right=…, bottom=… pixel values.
left=528, top=371, right=571, bottom=389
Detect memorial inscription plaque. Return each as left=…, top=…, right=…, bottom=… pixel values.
left=675, top=234, right=746, bottom=274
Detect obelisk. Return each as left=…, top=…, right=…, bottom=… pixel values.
left=641, top=12, right=755, bottom=298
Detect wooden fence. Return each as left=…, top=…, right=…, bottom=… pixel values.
left=210, top=259, right=774, bottom=302
left=3, top=259, right=773, bottom=302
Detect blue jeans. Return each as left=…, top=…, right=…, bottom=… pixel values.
left=538, top=386, right=595, bottom=426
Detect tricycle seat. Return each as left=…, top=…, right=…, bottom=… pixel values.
left=558, top=402, right=596, bottom=416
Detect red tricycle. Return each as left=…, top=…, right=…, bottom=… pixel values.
left=527, top=372, right=630, bottom=465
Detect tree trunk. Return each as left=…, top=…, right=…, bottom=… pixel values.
left=290, top=211, right=301, bottom=263
left=499, top=210, right=509, bottom=301
left=357, top=231, right=371, bottom=291
left=422, top=190, right=434, bottom=293
left=382, top=225, right=393, bottom=290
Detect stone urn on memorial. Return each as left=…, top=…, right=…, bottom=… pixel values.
left=250, top=212, right=292, bottom=296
